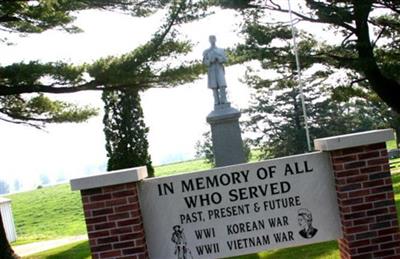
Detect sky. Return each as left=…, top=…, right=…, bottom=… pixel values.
left=0, top=2, right=339, bottom=192
left=0, top=8, right=253, bottom=191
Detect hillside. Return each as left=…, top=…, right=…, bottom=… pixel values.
left=7, top=159, right=211, bottom=245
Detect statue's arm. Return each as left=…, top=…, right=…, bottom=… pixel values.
left=203, top=50, right=211, bottom=66
left=219, top=50, right=228, bottom=63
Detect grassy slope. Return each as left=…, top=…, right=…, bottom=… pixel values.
left=7, top=146, right=400, bottom=258
left=7, top=159, right=211, bottom=245
left=7, top=184, right=86, bottom=245
left=27, top=173, right=400, bottom=259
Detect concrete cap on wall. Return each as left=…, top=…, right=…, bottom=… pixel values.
left=70, top=166, right=148, bottom=191
left=314, top=129, right=395, bottom=151
left=0, top=197, right=11, bottom=204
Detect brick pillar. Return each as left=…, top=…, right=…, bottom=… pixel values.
left=315, top=129, right=400, bottom=259
left=70, top=167, right=148, bottom=259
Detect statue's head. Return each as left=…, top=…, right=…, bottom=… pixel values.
left=209, top=35, right=217, bottom=46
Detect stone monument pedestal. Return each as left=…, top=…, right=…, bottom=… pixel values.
left=207, top=103, right=246, bottom=167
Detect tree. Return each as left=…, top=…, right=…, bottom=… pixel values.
left=39, top=174, right=50, bottom=186
left=232, top=16, right=400, bottom=157
left=0, top=181, right=10, bottom=195
left=0, top=0, right=174, bottom=127
left=212, top=0, right=400, bottom=114
left=13, top=180, right=21, bottom=192
left=103, top=90, right=154, bottom=175
left=100, top=0, right=205, bottom=176
left=0, top=1, right=205, bottom=257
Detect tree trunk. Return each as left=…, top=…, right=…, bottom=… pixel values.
left=0, top=212, right=19, bottom=259
left=354, top=0, right=400, bottom=114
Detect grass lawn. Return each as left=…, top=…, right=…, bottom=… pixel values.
left=7, top=184, right=86, bottom=245
left=8, top=159, right=210, bottom=245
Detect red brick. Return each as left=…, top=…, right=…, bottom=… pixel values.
left=113, top=190, right=135, bottom=198
left=370, top=185, right=393, bottom=194
left=358, top=151, right=380, bottom=160
left=369, top=172, right=390, bottom=180
left=134, top=237, right=146, bottom=246
left=342, top=197, right=364, bottom=206
left=357, top=245, right=379, bottom=253
left=367, top=158, right=388, bottom=166
left=113, top=241, right=135, bottom=249
left=125, top=183, right=138, bottom=190
left=355, top=231, right=377, bottom=240
left=91, top=244, right=112, bottom=252
left=376, top=213, right=398, bottom=222
left=342, top=146, right=365, bottom=155
left=89, top=239, right=97, bottom=247
left=95, top=222, right=116, bottom=230
left=373, top=249, right=395, bottom=257
left=347, top=175, right=369, bottom=184
left=378, top=228, right=399, bottom=236
left=127, top=196, right=139, bottom=204
left=90, top=193, right=112, bottom=202
left=110, top=227, right=132, bottom=235
left=339, top=183, right=362, bottom=192
left=351, top=203, right=372, bottom=212
left=84, top=201, right=106, bottom=210
left=353, top=217, right=375, bottom=226
left=97, top=236, right=119, bottom=244
left=333, top=164, right=344, bottom=171
left=119, top=233, right=141, bottom=241
left=365, top=143, right=386, bottom=150
left=100, top=250, right=122, bottom=258
left=108, top=212, right=130, bottom=221
left=365, top=193, right=386, bottom=202
left=349, top=189, right=370, bottom=198
left=118, top=218, right=141, bottom=227
left=360, top=166, right=382, bottom=174
left=105, top=198, right=128, bottom=207
left=336, top=169, right=359, bottom=178
left=82, top=188, right=103, bottom=196
left=93, top=208, right=114, bottom=216
left=371, top=235, right=394, bottom=244
left=363, top=179, right=385, bottom=188
left=333, top=155, right=357, bottom=164
left=381, top=241, right=400, bottom=249
left=87, top=225, right=95, bottom=232
left=373, top=200, right=394, bottom=208
left=103, top=184, right=126, bottom=193
left=366, top=208, right=388, bottom=216
left=347, top=225, right=369, bottom=234
left=88, top=230, right=110, bottom=238
left=82, top=196, right=90, bottom=203
left=86, top=216, right=107, bottom=225
left=369, top=221, right=392, bottom=230
left=344, top=161, right=366, bottom=169
left=115, top=204, right=138, bottom=213
left=122, top=247, right=146, bottom=255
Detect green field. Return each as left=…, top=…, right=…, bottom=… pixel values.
left=8, top=159, right=212, bottom=245
left=6, top=150, right=400, bottom=258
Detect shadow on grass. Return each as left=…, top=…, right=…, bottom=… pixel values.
left=25, top=241, right=90, bottom=259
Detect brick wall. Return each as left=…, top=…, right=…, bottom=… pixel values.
left=81, top=182, right=148, bottom=259
left=330, top=142, right=400, bottom=259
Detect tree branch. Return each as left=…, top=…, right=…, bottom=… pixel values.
left=264, top=1, right=356, bottom=32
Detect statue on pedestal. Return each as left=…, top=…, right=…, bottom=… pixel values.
left=203, top=35, right=229, bottom=106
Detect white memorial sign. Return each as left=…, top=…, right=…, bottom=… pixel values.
left=139, top=152, right=342, bottom=259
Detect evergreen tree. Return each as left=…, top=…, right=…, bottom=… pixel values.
left=211, top=0, right=400, bottom=113
left=103, top=90, right=154, bottom=176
